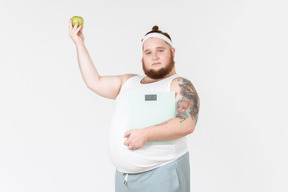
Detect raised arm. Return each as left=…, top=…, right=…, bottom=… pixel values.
left=124, top=77, right=200, bottom=150
left=68, top=18, right=136, bottom=99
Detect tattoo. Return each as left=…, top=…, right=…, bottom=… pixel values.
left=175, top=78, right=200, bottom=124
left=159, top=121, right=169, bottom=126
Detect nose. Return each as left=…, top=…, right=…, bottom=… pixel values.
left=152, top=52, right=159, bottom=60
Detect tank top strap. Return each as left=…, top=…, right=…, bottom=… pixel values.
left=166, top=74, right=181, bottom=91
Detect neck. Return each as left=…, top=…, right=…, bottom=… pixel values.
left=142, top=69, right=176, bottom=84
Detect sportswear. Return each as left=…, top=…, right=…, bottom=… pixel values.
left=108, top=74, right=188, bottom=173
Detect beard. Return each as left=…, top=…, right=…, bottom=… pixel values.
left=142, top=53, right=175, bottom=79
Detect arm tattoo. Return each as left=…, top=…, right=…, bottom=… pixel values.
left=175, top=78, right=200, bottom=124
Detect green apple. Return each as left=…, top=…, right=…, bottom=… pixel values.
left=72, top=16, right=84, bottom=27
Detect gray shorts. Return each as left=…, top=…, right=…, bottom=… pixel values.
left=115, top=152, right=190, bottom=192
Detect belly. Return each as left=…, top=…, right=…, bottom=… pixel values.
left=108, top=131, right=178, bottom=173
left=108, top=103, right=186, bottom=173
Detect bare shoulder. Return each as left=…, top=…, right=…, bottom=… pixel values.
left=170, top=77, right=196, bottom=95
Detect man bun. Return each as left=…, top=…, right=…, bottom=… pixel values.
left=152, top=25, right=159, bottom=32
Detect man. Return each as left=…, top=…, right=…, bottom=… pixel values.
left=69, top=20, right=200, bottom=192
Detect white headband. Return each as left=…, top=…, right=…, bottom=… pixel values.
left=141, top=32, right=173, bottom=47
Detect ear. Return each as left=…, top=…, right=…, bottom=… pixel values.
left=171, top=48, right=175, bottom=57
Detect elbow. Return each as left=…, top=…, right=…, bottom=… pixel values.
left=187, top=126, right=195, bottom=135
left=85, top=76, right=101, bottom=90
left=179, top=118, right=196, bottom=137
left=185, top=123, right=195, bottom=135
left=86, top=83, right=95, bottom=90
left=86, top=84, right=95, bottom=92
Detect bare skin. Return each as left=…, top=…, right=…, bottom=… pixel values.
left=68, top=19, right=136, bottom=99
left=69, top=19, right=199, bottom=151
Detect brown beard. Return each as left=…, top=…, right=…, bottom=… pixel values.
left=142, top=52, right=175, bottom=79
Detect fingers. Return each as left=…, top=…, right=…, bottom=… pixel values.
left=124, top=139, right=129, bottom=146
left=75, top=25, right=83, bottom=35
left=69, top=19, right=82, bottom=34
left=69, top=18, right=72, bottom=32
left=124, top=140, right=133, bottom=150
left=124, top=140, right=136, bottom=150
left=69, top=18, right=78, bottom=33
left=124, top=134, right=135, bottom=150
left=78, top=25, right=83, bottom=35
left=72, top=21, right=79, bottom=33
left=124, top=130, right=131, bottom=138
left=124, top=130, right=145, bottom=150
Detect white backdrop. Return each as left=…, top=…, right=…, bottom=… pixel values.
left=1, top=0, right=287, bottom=191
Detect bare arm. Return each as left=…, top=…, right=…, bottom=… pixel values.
left=145, top=77, right=200, bottom=140
left=124, top=77, right=200, bottom=150
left=68, top=18, right=136, bottom=99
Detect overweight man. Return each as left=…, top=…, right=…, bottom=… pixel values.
left=69, top=19, right=200, bottom=192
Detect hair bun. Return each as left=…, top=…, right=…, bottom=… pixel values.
left=152, top=25, right=159, bottom=31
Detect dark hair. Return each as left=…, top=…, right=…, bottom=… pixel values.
left=142, top=25, right=172, bottom=42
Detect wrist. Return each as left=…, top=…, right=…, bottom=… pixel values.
left=76, top=43, right=86, bottom=50
left=143, top=127, right=153, bottom=141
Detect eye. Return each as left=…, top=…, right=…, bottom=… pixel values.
left=158, top=49, right=163, bottom=52
left=146, top=52, right=151, bottom=55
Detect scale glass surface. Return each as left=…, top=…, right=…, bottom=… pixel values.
left=127, top=91, right=176, bottom=145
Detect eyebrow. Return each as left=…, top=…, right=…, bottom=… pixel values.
left=144, top=47, right=166, bottom=53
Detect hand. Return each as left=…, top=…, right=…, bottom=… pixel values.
left=124, top=129, right=148, bottom=150
left=69, top=18, right=84, bottom=46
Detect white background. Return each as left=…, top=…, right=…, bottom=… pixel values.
left=1, top=0, right=288, bottom=191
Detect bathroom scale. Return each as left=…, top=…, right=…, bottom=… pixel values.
left=127, top=91, right=176, bottom=144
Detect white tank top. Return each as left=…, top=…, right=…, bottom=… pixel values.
left=108, top=74, right=188, bottom=173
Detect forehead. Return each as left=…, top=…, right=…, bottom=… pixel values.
left=143, top=37, right=170, bottom=50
